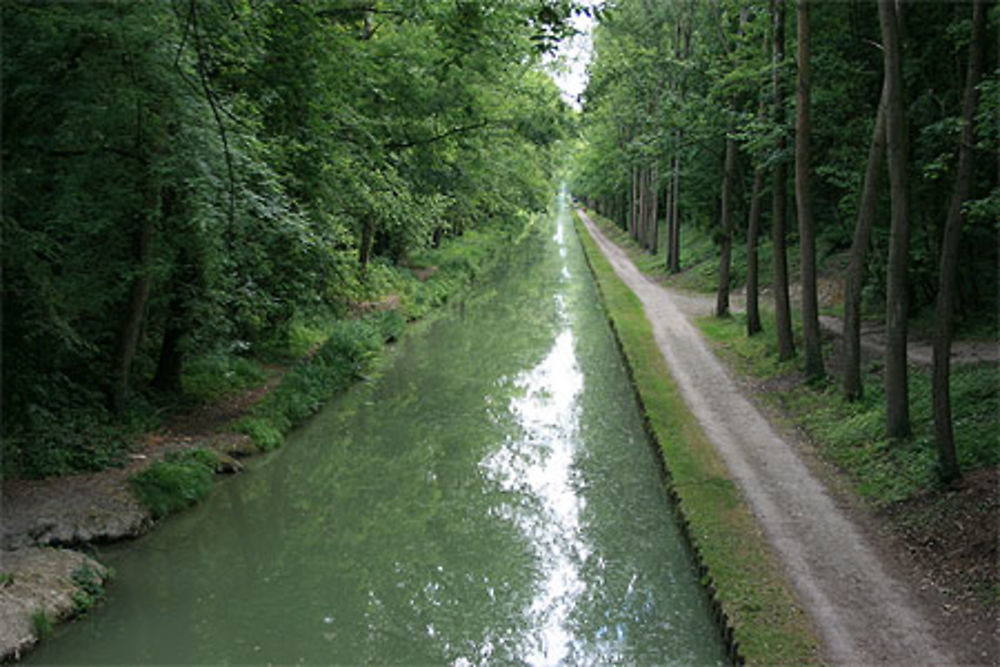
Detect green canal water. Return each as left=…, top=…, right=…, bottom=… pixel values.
left=29, top=194, right=726, bottom=665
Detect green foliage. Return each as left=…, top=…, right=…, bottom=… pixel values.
left=129, top=449, right=219, bottom=519
left=1, top=411, right=143, bottom=481
left=230, top=417, right=283, bottom=452
left=32, top=611, right=53, bottom=640
left=0, top=573, right=13, bottom=587
left=571, top=0, right=997, bottom=343
left=699, top=312, right=1000, bottom=505
left=70, top=563, right=107, bottom=613
left=180, top=354, right=267, bottom=403
left=2, top=0, right=574, bottom=477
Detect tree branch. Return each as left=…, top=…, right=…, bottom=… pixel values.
left=384, top=121, right=493, bottom=150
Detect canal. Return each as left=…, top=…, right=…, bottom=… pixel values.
left=29, top=192, right=726, bottom=665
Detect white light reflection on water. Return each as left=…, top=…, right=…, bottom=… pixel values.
left=480, top=216, right=589, bottom=665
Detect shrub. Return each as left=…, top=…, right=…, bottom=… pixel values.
left=181, top=353, right=267, bottom=402
left=129, top=449, right=218, bottom=519
left=32, top=611, right=53, bottom=640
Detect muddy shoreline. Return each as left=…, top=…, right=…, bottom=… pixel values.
left=0, top=378, right=273, bottom=661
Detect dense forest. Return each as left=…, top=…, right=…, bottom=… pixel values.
left=571, top=0, right=999, bottom=482
left=2, top=0, right=578, bottom=478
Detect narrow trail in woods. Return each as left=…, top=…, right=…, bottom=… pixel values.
left=576, top=209, right=956, bottom=665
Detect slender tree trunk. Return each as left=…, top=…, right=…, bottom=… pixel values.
left=669, top=152, right=681, bottom=272
left=631, top=164, right=640, bottom=241
left=639, top=165, right=649, bottom=248
left=772, top=0, right=795, bottom=361
left=650, top=163, right=659, bottom=255
left=746, top=167, right=765, bottom=336
left=796, top=0, right=824, bottom=380
left=112, top=191, right=156, bottom=414
left=665, top=166, right=674, bottom=265
left=151, top=191, right=191, bottom=393
left=359, top=218, right=375, bottom=267
left=879, top=0, right=911, bottom=438
left=716, top=133, right=737, bottom=317
left=933, top=0, right=986, bottom=483
left=843, top=82, right=888, bottom=401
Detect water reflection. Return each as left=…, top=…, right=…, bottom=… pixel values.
left=482, top=214, right=590, bottom=664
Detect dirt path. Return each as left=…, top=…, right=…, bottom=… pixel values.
left=577, top=210, right=955, bottom=665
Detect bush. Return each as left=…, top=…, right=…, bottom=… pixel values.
left=70, top=563, right=107, bottom=613
left=129, top=449, right=219, bottom=519
left=32, top=611, right=53, bottom=640
left=181, top=353, right=267, bottom=402
left=230, top=417, right=283, bottom=451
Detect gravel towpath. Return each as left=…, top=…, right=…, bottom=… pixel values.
left=577, top=209, right=954, bottom=665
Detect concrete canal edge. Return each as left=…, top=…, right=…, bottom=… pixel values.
left=572, top=210, right=821, bottom=665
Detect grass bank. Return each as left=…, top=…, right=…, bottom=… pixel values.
left=573, top=211, right=820, bottom=664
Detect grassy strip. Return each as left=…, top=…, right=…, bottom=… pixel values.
left=574, top=212, right=820, bottom=664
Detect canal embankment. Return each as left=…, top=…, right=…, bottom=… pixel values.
left=573, top=210, right=820, bottom=665
left=575, top=208, right=960, bottom=665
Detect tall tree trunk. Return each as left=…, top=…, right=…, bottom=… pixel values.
left=879, top=0, right=911, bottom=439
left=639, top=165, right=649, bottom=248
left=796, top=0, right=824, bottom=380
left=631, top=164, right=640, bottom=241
left=842, top=82, right=888, bottom=401
left=665, top=164, right=674, bottom=265
left=650, top=163, right=659, bottom=255
left=151, top=191, right=191, bottom=393
left=112, top=191, right=156, bottom=414
left=669, top=151, right=681, bottom=273
left=746, top=167, right=765, bottom=336
left=716, top=133, right=737, bottom=317
left=932, top=0, right=986, bottom=483
left=772, top=0, right=795, bottom=361
left=359, top=218, right=375, bottom=267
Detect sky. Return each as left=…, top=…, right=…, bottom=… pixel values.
left=546, top=8, right=596, bottom=111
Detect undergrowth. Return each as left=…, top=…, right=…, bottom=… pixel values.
left=129, top=449, right=220, bottom=519
left=229, top=221, right=522, bottom=452
left=698, top=311, right=999, bottom=505
left=70, top=563, right=108, bottom=613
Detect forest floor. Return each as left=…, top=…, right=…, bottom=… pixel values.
left=577, top=209, right=997, bottom=665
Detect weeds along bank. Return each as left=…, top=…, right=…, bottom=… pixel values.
left=0, top=213, right=541, bottom=662
left=571, top=211, right=820, bottom=664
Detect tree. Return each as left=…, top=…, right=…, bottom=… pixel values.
left=771, top=0, right=795, bottom=361
left=841, top=83, right=887, bottom=401
left=794, top=0, right=823, bottom=380
left=932, top=0, right=988, bottom=482
left=879, top=0, right=911, bottom=438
